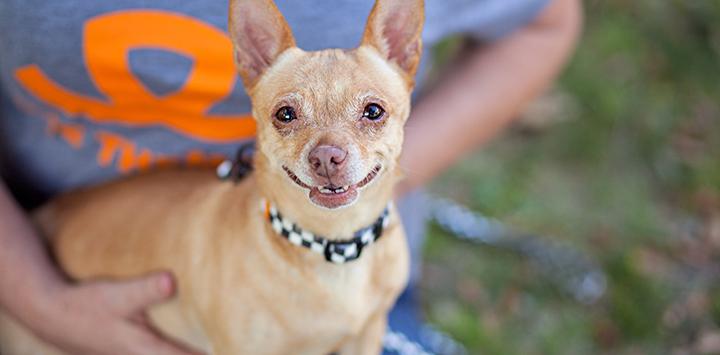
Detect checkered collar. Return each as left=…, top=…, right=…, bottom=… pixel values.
left=264, top=201, right=391, bottom=264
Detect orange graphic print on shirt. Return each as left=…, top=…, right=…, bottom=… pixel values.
left=13, top=10, right=256, bottom=172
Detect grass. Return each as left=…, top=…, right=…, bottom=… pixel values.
left=421, top=1, right=720, bottom=354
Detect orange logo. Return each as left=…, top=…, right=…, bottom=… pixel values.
left=15, top=10, right=255, bottom=143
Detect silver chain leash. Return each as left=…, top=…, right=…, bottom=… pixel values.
left=384, top=328, right=435, bottom=355
left=381, top=194, right=608, bottom=355
left=425, top=193, right=607, bottom=305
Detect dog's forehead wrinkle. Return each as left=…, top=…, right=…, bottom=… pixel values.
left=268, top=50, right=403, bottom=129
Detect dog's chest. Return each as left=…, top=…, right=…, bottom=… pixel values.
left=216, top=265, right=382, bottom=354
left=213, top=226, right=408, bottom=354
left=267, top=253, right=385, bottom=334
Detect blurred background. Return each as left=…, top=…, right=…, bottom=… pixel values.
left=420, top=1, right=720, bottom=354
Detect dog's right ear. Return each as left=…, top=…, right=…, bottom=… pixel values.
left=229, top=0, right=296, bottom=89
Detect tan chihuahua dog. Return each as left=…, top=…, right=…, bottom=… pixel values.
left=0, top=0, right=423, bottom=353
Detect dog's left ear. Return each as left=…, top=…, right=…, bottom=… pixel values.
left=229, top=0, right=296, bottom=89
left=361, top=0, right=425, bottom=82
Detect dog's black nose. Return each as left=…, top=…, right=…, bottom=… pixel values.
left=309, top=145, right=347, bottom=178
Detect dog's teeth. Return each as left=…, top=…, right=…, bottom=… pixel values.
left=318, top=186, right=350, bottom=195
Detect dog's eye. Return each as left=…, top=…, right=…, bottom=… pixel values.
left=274, top=106, right=297, bottom=123
left=363, top=103, right=385, bottom=121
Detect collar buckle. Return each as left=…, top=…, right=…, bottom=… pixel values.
left=324, top=237, right=364, bottom=264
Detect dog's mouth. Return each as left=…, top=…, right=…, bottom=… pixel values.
left=282, top=164, right=382, bottom=209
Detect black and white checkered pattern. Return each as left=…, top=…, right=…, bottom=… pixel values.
left=267, top=204, right=390, bottom=264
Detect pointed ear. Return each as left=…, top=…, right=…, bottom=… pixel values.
left=229, top=0, right=296, bottom=89
left=361, top=0, right=425, bottom=80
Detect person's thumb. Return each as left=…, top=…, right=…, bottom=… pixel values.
left=105, top=272, right=176, bottom=314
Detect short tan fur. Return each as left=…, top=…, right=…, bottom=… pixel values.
left=0, top=0, right=424, bottom=353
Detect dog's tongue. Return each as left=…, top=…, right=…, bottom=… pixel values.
left=309, top=186, right=359, bottom=209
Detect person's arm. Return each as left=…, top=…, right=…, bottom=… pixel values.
left=0, top=181, right=201, bottom=355
left=398, top=0, right=582, bottom=194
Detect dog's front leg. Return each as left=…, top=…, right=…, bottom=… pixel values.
left=336, top=311, right=387, bottom=355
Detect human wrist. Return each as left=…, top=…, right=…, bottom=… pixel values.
left=6, top=268, right=69, bottom=329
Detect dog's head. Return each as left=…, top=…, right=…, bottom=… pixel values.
left=229, top=0, right=424, bottom=210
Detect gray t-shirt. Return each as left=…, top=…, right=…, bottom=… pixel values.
left=0, top=0, right=548, bottom=280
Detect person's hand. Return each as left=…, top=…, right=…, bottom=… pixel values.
left=26, top=272, right=204, bottom=355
